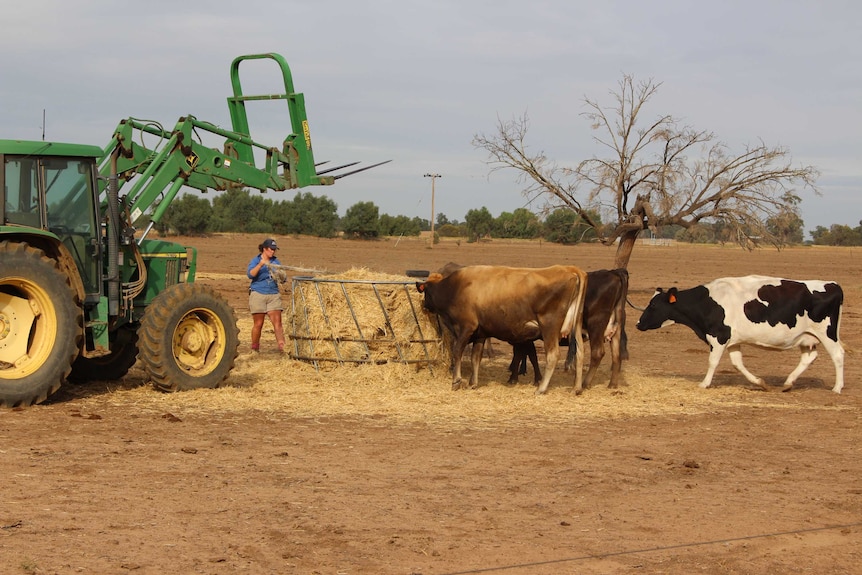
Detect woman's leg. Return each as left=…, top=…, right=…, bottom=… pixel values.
left=268, top=310, right=285, bottom=351
left=251, top=313, right=266, bottom=351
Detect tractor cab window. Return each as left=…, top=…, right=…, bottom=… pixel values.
left=43, top=158, right=98, bottom=234
left=3, top=157, right=41, bottom=228
left=43, top=158, right=101, bottom=295
left=2, top=155, right=101, bottom=296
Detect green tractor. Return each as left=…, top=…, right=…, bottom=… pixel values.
left=0, top=53, right=387, bottom=407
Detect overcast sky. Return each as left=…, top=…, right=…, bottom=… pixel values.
left=2, top=1, right=859, bottom=235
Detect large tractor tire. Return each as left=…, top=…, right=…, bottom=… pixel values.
left=69, top=325, right=139, bottom=383
left=138, top=283, right=239, bottom=393
left=0, top=242, right=82, bottom=407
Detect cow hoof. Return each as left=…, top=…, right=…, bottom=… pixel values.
left=781, top=385, right=793, bottom=393
left=452, top=382, right=463, bottom=391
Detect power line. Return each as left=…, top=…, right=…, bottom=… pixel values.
left=439, top=521, right=862, bottom=575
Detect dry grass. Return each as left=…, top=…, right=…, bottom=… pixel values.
left=75, top=316, right=850, bottom=429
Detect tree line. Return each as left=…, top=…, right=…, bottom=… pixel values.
left=155, top=186, right=853, bottom=246
left=154, top=186, right=600, bottom=243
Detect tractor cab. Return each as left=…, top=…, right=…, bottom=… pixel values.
left=0, top=140, right=103, bottom=298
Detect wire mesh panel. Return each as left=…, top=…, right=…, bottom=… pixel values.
left=288, top=275, right=445, bottom=369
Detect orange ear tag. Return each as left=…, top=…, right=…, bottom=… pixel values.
left=669, top=293, right=677, bottom=303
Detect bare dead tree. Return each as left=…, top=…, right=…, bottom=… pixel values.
left=472, top=76, right=819, bottom=269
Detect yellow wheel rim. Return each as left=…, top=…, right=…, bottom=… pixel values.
left=171, top=307, right=227, bottom=376
left=0, top=278, right=58, bottom=379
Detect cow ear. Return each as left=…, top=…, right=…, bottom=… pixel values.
left=668, top=287, right=678, bottom=304
left=416, top=282, right=426, bottom=293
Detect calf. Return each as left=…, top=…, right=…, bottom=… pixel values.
left=417, top=265, right=588, bottom=394
left=509, top=269, right=629, bottom=390
left=508, top=340, right=541, bottom=384
left=636, top=275, right=844, bottom=393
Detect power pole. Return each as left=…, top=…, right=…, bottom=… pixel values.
left=424, top=173, right=441, bottom=247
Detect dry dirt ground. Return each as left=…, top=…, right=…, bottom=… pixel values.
left=2, top=234, right=862, bottom=575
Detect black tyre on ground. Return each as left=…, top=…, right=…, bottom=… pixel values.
left=138, top=283, right=239, bottom=392
left=69, top=325, right=139, bottom=383
left=0, top=241, right=82, bottom=407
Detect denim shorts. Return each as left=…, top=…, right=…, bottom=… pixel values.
left=249, top=291, right=284, bottom=314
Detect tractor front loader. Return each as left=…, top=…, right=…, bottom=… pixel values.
left=0, top=53, right=387, bottom=407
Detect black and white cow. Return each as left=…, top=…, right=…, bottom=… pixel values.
left=636, top=275, right=844, bottom=393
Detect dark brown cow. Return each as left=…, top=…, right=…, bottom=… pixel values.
left=416, top=265, right=588, bottom=394
left=510, top=269, right=629, bottom=391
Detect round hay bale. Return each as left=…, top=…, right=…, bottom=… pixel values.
left=287, top=267, right=448, bottom=367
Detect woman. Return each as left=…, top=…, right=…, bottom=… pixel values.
left=246, top=238, right=286, bottom=352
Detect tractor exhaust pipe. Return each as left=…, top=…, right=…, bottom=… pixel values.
left=107, top=149, right=121, bottom=317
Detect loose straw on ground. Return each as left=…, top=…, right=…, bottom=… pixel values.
left=70, top=312, right=851, bottom=430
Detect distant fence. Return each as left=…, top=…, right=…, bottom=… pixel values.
left=639, top=237, right=675, bottom=246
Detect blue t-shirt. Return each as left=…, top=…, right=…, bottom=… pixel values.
left=247, top=254, right=282, bottom=295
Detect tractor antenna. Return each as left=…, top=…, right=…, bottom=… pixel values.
left=41, top=109, right=46, bottom=141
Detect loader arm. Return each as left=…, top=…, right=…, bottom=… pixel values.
left=100, top=114, right=335, bottom=227
left=97, top=52, right=391, bottom=230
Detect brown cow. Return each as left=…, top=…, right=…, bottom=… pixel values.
left=416, top=265, right=588, bottom=394
left=511, top=269, right=629, bottom=391
left=434, top=262, right=540, bottom=383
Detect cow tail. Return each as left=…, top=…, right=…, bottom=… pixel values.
left=572, top=269, right=588, bottom=344
left=570, top=269, right=588, bottom=390
left=617, top=268, right=630, bottom=327
left=561, top=269, right=588, bottom=339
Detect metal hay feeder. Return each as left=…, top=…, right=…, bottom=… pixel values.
left=288, top=275, right=444, bottom=369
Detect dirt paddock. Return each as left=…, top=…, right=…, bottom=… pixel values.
left=2, top=234, right=861, bottom=575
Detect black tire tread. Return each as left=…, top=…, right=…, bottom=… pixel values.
left=69, top=326, right=139, bottom=383
left=138, top=283, right=239, bottom=393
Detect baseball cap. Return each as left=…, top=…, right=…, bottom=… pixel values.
left=262, top=238, right=279, bottom=250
